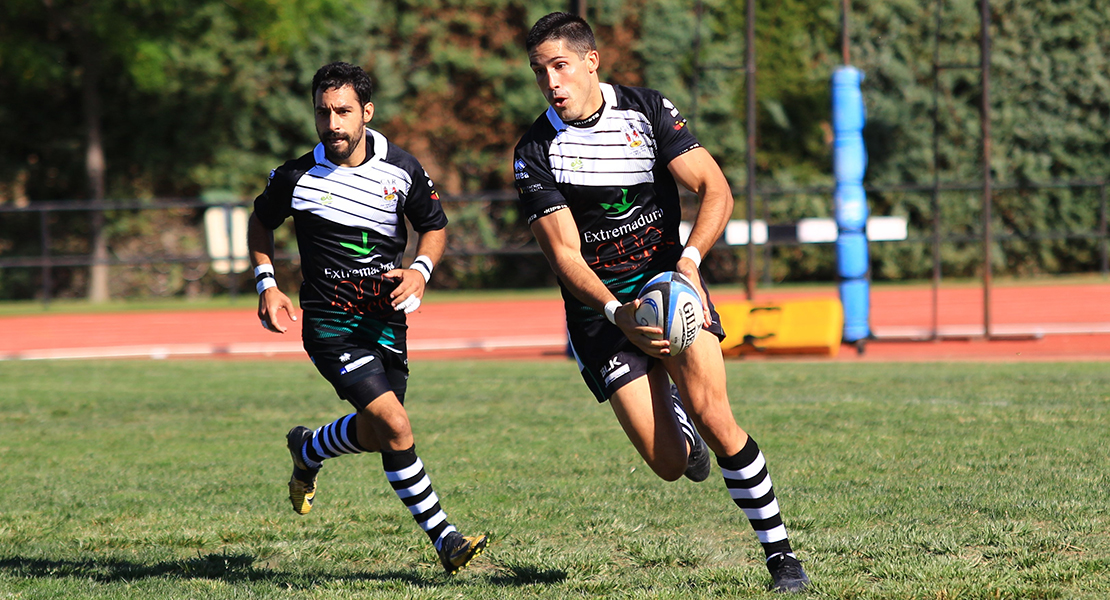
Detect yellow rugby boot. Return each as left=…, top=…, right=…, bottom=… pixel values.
left=438, top=531, right=488, bottom=575
left=286, top=426, right=319, bottom=515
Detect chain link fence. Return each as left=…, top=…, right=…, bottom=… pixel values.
left=0, top=180, right=1106, bottom=303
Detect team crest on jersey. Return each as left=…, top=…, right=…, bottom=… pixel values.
left=381, top=178, right=400, bottom=209
left=625, top=129, right=644, bottom=148
left=620, top=122, right=652, bottom=156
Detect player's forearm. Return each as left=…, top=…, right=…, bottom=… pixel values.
left=668, top=148, right=734, bottom=258
left=551, top=253, right=618, bottom=313
left=531, top=211, right=617, bottom=313
left=684, top=180, right=733, bottom=257
left=247, top=212, right=277, bottom=267
left=412, top=227, right=446, bottom=266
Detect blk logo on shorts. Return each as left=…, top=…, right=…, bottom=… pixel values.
left=602, top=356, right=630, bottom=386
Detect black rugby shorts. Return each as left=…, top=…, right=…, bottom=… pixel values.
left=568, top=290, right=725, bottom=403
left=305, top=330, right=409, bottom=407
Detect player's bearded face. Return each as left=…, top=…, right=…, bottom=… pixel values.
left=314, top=85, right=372, bottom=166
left=321, top=127, right=363, bottom=163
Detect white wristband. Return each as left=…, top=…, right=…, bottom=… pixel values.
left=409, top=255, right=434, bottom=284
left=254, top=264, right=277, bottom=295
left=680, top=246, right=702, bottom=268
left=603, top=300, right=621, bottom=325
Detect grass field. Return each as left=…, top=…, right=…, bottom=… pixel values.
left=0, top=359, right=1107, bottom=599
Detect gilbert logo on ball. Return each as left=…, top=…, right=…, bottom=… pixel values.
left=634, top=271, right=704, bottom=355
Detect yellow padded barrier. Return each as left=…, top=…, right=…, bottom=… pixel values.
left=717, top=298, right=844, bottom=357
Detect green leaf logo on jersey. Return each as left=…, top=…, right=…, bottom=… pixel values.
left=340, top=231, right=378, bottom=257
left=321, top=192, right=334, bottom=205
left=600, top=188, right=638, bottom=217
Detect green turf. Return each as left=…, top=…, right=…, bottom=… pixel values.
left=0, top=359, right=1107, bottom=599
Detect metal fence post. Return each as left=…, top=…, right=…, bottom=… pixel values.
left=979, top=0, right=993, bottom=339
left=224, top=203, right=238, bottom=300
left=745, top=0, right=758, bottom=299
left=1100, top=183, right=1108, bottom=277
left=39, top=208, right=52, bottom=306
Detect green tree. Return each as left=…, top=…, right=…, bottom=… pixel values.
left=2, top=0, right=1107, bottom=300
left=0, top=0, right=379, bottom=299
left=852, top=0, right=1110, bottom=278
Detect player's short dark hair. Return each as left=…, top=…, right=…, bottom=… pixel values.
left=311, top=62, right=374, bottom=107
left=525, top=12, right=596, bottom=57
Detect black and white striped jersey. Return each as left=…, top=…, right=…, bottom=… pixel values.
left=513, top=83, right=702, bottom=321
left=254, top=129, right=448, bottom=321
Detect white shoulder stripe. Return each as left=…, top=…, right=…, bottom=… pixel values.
left=554, top=171, right=654, bottom=187
left=292, top=200, right=399, bottom=235
left=294, top=182, right=397, bottom=217
left=291, top=131, right=415, bottom=233
left=292, top=193, right=397, bottom=222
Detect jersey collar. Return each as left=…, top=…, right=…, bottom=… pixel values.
left=313, top=128, right=387, bottom=170
left=545, top=83, right=617, bottom=132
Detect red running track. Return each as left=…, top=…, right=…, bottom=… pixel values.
left=1, top=281, right=1108, bottom=362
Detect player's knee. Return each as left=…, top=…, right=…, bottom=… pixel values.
left=654, top=464, right=685, bottom=482
left=386, top=413, right=412, bottom=439
left=647, top=452, right=687, bottom=482
left=682, top=393, right=733, bottom=428
left=359, top=406, right=409, bottom=437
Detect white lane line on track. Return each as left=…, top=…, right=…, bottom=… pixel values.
left=6, top=324, right=1110, bottom=361
left=0, top=335, right=570, bottom=361
left=872, top=322, right=1110, bottom=340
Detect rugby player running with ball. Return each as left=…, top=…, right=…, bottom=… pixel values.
left=513, top=13, right=809, bottom=593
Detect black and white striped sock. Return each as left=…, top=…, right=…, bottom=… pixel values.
left=669, top=386, right=697, bottom=453
left=382, top=446, right=456, bottom=551
left=300, top=414, right=367, bottom=469
left=718, top=436, right=794, bottom=558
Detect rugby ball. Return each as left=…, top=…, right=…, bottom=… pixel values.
left=634, top=271, right=704, bottom=355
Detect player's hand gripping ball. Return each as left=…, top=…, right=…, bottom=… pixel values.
left=634, top=271, right=704, bottom=355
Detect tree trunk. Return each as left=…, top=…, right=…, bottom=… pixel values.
left=80, top=37, right=110, bottom=303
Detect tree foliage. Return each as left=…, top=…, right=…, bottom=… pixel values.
left=0, top=0, right=1107, bottom=299
left=850, top=0, right=1110, bottom=278
left=0, top=0, right=380, bottom=201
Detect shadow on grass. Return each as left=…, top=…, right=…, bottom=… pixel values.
left=489, top=564, right=568, bottom=585
left=0, top=552, right=566, bottom=588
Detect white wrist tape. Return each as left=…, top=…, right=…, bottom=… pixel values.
left=680, top=246, right=702, bottom=268
left=396, top=295, right=421, bottom=314
left=254, top=264, right=277, bottom=295
left=409, top=255, right=434, bottom=283
left=604, top=300, right=621, bottom=325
